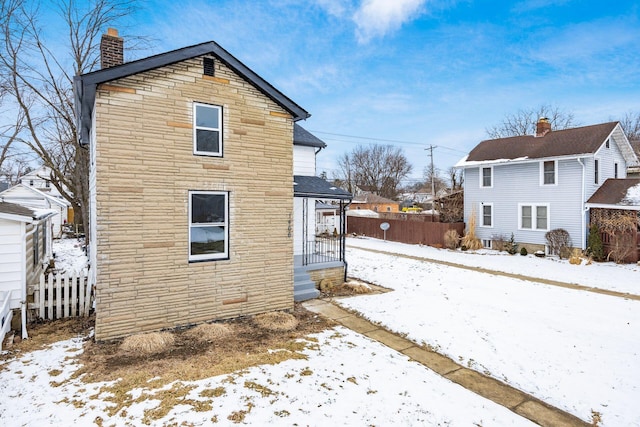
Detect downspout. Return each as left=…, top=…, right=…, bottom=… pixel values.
left=21, top=222, right=38, bottom=340
left=578, top=158, right=587, bottom=250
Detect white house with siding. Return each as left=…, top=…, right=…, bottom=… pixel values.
left=0, top=184, right=71, bottom=237
left=0, top=201, right=55, bottom=343
left=456, top=119, right=640, bottom=252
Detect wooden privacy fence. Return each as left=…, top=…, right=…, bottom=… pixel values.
left=34, top=269, right=94, bottom=320
left=347, top=216, right=465, bottom=247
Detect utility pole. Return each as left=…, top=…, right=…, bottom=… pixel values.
left=426, top=145, right=436, bottom=196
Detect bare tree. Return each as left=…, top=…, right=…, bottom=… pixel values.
left=486, top=104, right=579, bottom=139
left=340, top=144, right=412, bottom=200
left=618, top=111, right=640, bottom=141
left=336, top=152, right=355, bottom=194
left=0, top=0, right=140, bottom=238
left=448, top=166, right=463, bottom=191
left=422, top=163, right=447, bottom=195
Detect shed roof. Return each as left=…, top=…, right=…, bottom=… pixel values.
left=294, top=175, right=352, bottom=200
left=586, top=178, right=640, bottom=210
left=0, top=201, right=56, bottom=222
left=74, top=41, right=310, bottom=146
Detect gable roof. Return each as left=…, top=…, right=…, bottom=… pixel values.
left=0, top=201, right=57, bottom=223
left=293, top=175, right=352, bottom=200
left=0, top=184, right=70, bottom=208
left=294, top=124, right=326, bottom=148
left=586, top=178, right=640, bottom=210
left=74, top=41, right=311, bottom=146
left=352, top=193, right=397, bottom=204
left=458, top=122, right=639, bottom=167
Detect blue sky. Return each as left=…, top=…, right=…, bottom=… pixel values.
left=116, top=0, right=640, bottom=186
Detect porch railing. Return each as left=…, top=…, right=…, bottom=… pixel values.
left=303, top=236, right=344, bottom=266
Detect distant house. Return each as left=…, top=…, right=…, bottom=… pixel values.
left=0, top=201, right=55, bottom=344
left=74, top=29, right=350, bottom=341
left=456, top=119, right=640, bottom=253
left=351, top=192, right=399, bottom=213
left=0, top=184, right=71, bottom=237
left=19, top=166, right=66, bottom=199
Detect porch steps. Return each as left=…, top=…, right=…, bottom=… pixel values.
left=294, top=267, right=319, bottom=302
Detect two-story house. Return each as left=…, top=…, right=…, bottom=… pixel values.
left=456, top=119, right=640, bottom=253
left=74, top=29, right=350, bottom=341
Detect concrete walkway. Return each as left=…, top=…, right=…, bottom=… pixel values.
left=349, top=245, right=640, bottom=301
left=303, top=298, right=590, bottom=427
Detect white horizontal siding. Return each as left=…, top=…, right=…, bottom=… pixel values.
left=294, top=145, right=316, bottom=176
left=0, top=219, right=24, bottom=309
left=464, top=159, right=585, bottom=248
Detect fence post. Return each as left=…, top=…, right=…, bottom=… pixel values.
left=55, top=273, right=62, bottom=320
left=46, top=273, right=54, bottom=320
left=83, top=269, right=93, bottom=317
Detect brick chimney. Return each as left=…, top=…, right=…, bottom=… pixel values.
left=100, top=28, right=123, bottom=69
left=536, top=117, right=551, bottom=137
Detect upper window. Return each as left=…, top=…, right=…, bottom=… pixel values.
left=594, top=159, right=599, bottom=184
left=615, top=163, right=619, bottom=179
left=541, top=160, right=556, bottom=185
left=519, top=203, right=549, bottom=231
left=480, top=203, right=493, bottom=227
left=193, top=103, right=222, bottom=156
left=481, top=167, right=492, bottom=188
left=605, top=138, right=610, bottom=149
left=189, top=191, right=229, bottom=261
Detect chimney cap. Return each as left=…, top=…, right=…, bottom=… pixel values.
left=538, top=117, right=549, bottom=123
left=106, top=28, right=119, bottom=37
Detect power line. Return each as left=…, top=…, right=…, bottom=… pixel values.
left=309, top=129, right=469, bottom=155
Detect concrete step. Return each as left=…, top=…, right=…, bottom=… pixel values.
left=294, top=269, right=319, bottom=302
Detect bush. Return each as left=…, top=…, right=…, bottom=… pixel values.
left=586, top=224, right=605, bottom=261
left=443, top=229, right=460, bottom=249
left=520, top=247, right=528, bottom=256
left=505, top=233, right=518, bottom=255
left=545, top=229, right=572, bottom=259
left=491, top=234, right=507, bottom=251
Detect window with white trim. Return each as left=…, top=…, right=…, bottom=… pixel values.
left=189, top=191, right=229, bottom=261
left=541, top=160, right=556, bottom=185
left=480, top=203, right=493, bottom=227
left=594, top=159, right=599, bottom=184
left=519, top=203, right=549, bottom=231
left=615, top=163, right=618, bottom=179
left=481, top=167, right=492, bottom=188
left=193, top=103, right=222, bottom=156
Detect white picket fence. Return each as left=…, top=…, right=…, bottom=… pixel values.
left=34, top=269, right=94, bottom=320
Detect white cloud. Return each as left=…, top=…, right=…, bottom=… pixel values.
left=353, top=0, right=427, bottom=43
left=315, top=0, right=354, bottom=18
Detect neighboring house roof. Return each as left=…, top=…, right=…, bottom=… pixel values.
left=346, top=209, right=379, bottom=217
left=316, top=202, right=337, bottom=210
left=294, top=175, right=352, bottom=200
left=352, top=193, right=397, bottom=204
left=0, top=201, right=57, bottom=223
left=586, top=178, right=640, bottom=210
left=294, top=124, right=326, bottom=149
left=0, top=184, right=71, bottom=208
left=74, top=41, right=311, bottom=146
left=457, top=122, right=639, bottom=167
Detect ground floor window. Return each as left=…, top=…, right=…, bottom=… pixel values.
left=480, top=203, right=493, bottom=227
left=519, top=203, right=549, bottom=231
left=189, top=191, right=229, bottom=261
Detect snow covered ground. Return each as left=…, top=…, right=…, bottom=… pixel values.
left=1, top=236, right=638, bottom=425
left=342, top=237, right=640, bottom=425
left=0, top=329, right=533, bottom=426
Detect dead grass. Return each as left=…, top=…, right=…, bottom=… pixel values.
left=120, top=332, right=175, bottom=356
left=183, top=323, right=233, bottom=344
left=253, top=311, right=298, bottom=332
left=1, top=304, right=335, bottom=423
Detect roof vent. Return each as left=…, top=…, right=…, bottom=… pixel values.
left=203, top=57, right=215, bottom=77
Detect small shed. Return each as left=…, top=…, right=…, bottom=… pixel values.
left=586, top=178, right=640, bottom=263
left=0, top=184, right=70, bottom=237
left=0, top=201, right=55, bottom=344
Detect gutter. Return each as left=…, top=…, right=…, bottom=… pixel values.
left=578, top=158, right=587, bottom=250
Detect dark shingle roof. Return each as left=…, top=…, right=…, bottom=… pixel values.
left=352, top=193, right=397, bottom=204
left=294, top=124, right=326, bottom=148
left=466, top=122, right=618, bottom=162
left=75, top=41, right=310, bottom=146
left=294, top=176, right=352, bottom=200
left=0, top=201, right=36, bottom=218
left=586, top=178, right=640, bottom=207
